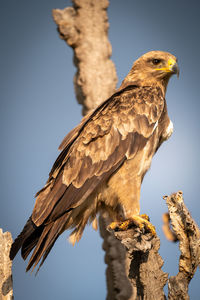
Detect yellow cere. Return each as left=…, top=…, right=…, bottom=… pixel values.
left=156, top=58, right=176, bottom=72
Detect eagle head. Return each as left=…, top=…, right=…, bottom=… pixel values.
left=122, top=51, right=179, bottom=92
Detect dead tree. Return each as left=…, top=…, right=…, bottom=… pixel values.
left=0, top=1, right=199, bottom=299
left=52, top=1, right=200, bottom=299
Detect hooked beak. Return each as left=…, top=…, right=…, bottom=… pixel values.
left=168, top=58, right=179, bottom=78
left=171, top=62, right=179, bottom=78
left=156, top=58, right=180, bottom=78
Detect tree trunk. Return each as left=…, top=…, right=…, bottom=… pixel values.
left=52, top=1, right=200, bottom=299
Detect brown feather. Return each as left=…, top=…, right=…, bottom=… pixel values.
left=32, top=172, right=66, bottom=226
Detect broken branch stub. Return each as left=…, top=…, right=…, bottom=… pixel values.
left=112, top=226, right=168, bottom=300
left=164, top=191, right=200, bottom=300
left=0, top=229, right=13, bottom=300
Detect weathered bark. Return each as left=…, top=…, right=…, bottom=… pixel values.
left=0, top=229, right=13, bottom=300
left=164, top=191, right=200, bottom=300
left=52, top=0, right=117, bottom=116
left=99, top=216, right=133, bottom=300
left=112, top=226, right=168, bottom=300
left=110, top=191, right=200, bottom=300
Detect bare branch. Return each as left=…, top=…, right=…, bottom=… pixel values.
left=0, top=229, right=13, bottom=300
left=164, top=191, right=200, bottom=300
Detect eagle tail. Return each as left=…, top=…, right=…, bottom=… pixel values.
left=10, top=214, right=68, bottom=272
left=25, top=214, right=67, bottom=272
left=9, top=216, right=38, bottom=260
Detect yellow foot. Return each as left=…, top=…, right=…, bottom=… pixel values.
left=108, top=215, right=156, bottom=235
left=140, top=214, right=150, bottom=221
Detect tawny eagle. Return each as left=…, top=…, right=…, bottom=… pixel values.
left=10, top=51, right=179, bottom=271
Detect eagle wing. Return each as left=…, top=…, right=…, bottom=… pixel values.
left=32, top=85, right=164, bottom=226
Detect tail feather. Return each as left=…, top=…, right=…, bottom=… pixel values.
left=21, top=226, right=43, bottom=260
left=10, top=212, right=69, bottom=272
left=26, top=214, right=67, bottom=272
left=31, top=224, right=64, bottom=272
left=10, top=208, right=89, bottom=272
left=26, top=224, right=52, bottom=271
left=10, top=217, right=36, bottom=260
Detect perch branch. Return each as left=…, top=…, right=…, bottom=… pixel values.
left=99, top=216, right=133, bottom=300
left=110, top=224, right=168, bottom=299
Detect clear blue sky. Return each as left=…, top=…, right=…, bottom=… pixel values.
left=1, top=1, right=200, bottom=299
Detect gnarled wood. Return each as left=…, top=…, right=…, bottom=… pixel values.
left=164, top=191, right=200, bottom=300
left=0, top=229, right=13, bottom=300
left=99, top=216, right=133, bottom=300
left=111, top=226, right=168, bottom=300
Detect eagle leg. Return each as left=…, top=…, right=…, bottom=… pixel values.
left=108, top=214, right=156, bottom=235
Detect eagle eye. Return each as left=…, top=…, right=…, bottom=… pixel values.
left=152, top=59, right=161, bottom=65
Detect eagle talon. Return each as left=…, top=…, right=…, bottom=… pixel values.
left=140, top=214, right=150, bottom=221
left=108, top=215, right=156, bottom=236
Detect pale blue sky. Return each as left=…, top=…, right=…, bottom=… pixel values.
left=1, top=1, right=200, bottom=299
